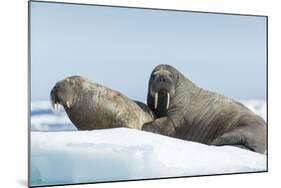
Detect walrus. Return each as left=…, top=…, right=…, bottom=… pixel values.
left=142, top=64, right=266, bottom=154
left=50, top=76, right=155, bottom=130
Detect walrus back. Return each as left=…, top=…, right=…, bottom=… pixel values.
left=60, top=76, right=155, bottom=131
left=182, top=89, right=266, bottom=145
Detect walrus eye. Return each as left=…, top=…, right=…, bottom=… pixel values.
left=68, top=80, right=75, bottom=86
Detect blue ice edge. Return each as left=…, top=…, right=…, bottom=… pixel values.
left=30, top=128, right=266, bottom=186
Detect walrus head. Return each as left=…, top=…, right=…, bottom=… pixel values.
left=50, top=76, right=81, bottom=111
left=147, top=64, right=180, bottom=117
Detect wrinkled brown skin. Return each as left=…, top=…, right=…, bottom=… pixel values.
left=142, top=64, right=267, bottom=154
left=50, top=76, right=154, bottom=130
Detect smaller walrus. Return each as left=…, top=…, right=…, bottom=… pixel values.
left=50, top=76, right=154, bottom=130
left=142, top=64, right=266, bottom=154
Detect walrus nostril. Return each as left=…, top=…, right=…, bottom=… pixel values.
left=156, top=77, right=164, bottom=83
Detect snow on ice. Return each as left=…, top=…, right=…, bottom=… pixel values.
left=31, top=128, right=266, bottom=186
left=30, top=100, right=267, bottom=186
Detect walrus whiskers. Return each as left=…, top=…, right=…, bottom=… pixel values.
left=153, top=69, right=171, bottom=75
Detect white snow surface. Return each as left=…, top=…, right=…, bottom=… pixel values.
left=31, top=128, right=266, bottom=186
left=30, top=100, right=267, bottom=186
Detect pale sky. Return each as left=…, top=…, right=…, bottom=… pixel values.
left=30, top=1, right=267, bottom=102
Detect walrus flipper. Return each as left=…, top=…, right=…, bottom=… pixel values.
left=142, top=117, right=176, bottom=137
left=211, top=131, right=243, bottom=144
left=211, top=131, right=257, bottom=152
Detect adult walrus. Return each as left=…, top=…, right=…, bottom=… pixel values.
left=50, top=76, right=154, bottom=130
left=142, top=64, right=266, bottom=154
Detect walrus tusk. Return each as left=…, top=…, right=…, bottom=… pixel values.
left=166, top=92, right=170, bottom=110
left=154, top=92, right=158, bottom=109
left=55, top=103, right=59, bottom=112
left=66, top=101, right=71, bottom=108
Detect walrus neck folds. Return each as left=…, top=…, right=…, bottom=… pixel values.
left=175, top=74, right=201, bottom=105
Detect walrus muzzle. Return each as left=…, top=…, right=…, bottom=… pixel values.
left=50, top=79, right=75, bottom=111
left=149, top=71, right=175, bottom=117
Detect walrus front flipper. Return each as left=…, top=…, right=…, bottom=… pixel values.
left=211, top=131, right=256, bottom=152
left=232, top=145, right=250, bottom=150
left=211, top=124, right=266, bottom=154
left=142, top=117, right=176, bottom=137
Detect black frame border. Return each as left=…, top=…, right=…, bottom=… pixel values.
left=28, top=0, right=268, bottom=187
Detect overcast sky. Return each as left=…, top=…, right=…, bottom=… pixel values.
left=30, top=2, right=267, bottom=102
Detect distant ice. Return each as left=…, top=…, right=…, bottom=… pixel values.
left=31, top=101, right=77, bottom=131
left=30, top=128, right=266, bottom=186
left=240, top=99, right=266, bottom=120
